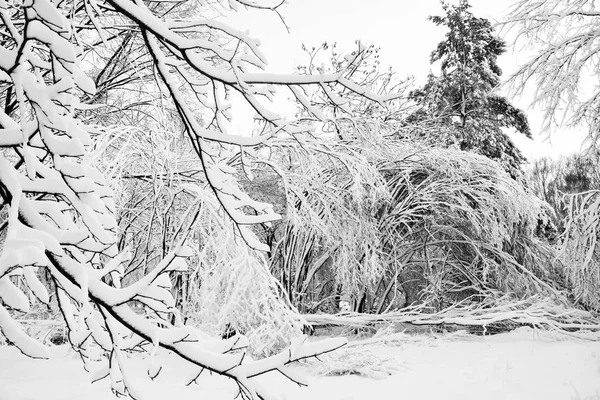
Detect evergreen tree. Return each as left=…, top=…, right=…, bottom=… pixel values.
left=410, top=0, right=531, bottom=179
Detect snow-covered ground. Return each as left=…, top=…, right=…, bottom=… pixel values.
left=1, top=327, right=599, bottom=400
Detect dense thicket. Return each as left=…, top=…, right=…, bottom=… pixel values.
left=265, top=122, right=561, bottom=316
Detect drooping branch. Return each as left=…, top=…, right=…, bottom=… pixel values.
left=1, top=0, right=365, bottom=398
left=503, top=0, right=600, bottom=136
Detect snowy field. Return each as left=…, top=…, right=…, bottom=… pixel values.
left=1, top=327, right=599, bottom=400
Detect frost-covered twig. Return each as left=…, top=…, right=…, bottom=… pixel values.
left=503, top=0, right=600, bottom=135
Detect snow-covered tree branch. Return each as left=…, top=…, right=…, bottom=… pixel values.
left=505, top=0, right=600, bottom=315
left=504, top=0, right=600, bottom=136
left=0, top=0, right=413, bottom=398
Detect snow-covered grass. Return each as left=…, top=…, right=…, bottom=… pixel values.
left=1, top=327, right=599, bottom=400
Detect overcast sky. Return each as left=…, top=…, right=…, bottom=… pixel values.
left=227, top=0, right=588, bottom=161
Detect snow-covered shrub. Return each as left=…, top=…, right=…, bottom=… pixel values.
left=560, top=190, right=600, bottom=312
left=267, top=129, right=562, bottom=314
left=175, top=184, right=307, bottom=358
left=89, top=126, right=308, bottom=357
left=267, top=136, right=389, bottom=313
left=379, top=144, right=561, bottom=308
left=191, top=244, right=307, bottom=358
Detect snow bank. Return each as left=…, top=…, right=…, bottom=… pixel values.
left=1, top=328, right=599, bottom=400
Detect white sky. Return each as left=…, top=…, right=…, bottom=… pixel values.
left=227, top=0, right=588, bottom=162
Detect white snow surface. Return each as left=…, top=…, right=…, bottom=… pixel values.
left=0, top=327, right=599, bottom=400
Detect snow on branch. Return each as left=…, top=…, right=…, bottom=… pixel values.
left=503, top=0, right=600, bottom=136
left=90, top=0, right=402, bottom=235
left=0, top=0, right=367, bottom=398
left=560, top=190, right=600, bottom=312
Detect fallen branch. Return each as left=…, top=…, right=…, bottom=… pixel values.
left=303, top=295, right=600, bottom=338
